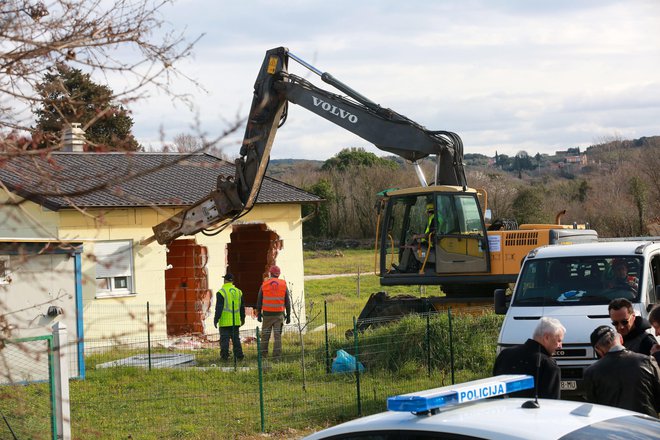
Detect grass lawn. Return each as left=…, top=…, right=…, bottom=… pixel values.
left=304, top=248, right=378, bottom=275
left=304, top=248, right=445, bottom=329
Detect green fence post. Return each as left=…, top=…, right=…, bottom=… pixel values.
left=324, top=300, right=330, bottom=374
left=426, top=300, right=431, bottom=378
left=47, top=336, right=57, bottom=440
left=257, top=327, right=265, bottom=433
left=353, top=316, right=362, bottom=417
left=448, top=307, right=455, bottom=385
left=147, top=301, right=152, bottom=371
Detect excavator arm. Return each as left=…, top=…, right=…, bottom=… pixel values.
left=151, top=46, right=467, bottom=245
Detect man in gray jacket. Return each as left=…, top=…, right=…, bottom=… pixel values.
left=584, top=325, right=660, bottom=418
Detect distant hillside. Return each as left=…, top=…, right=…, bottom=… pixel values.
left=265, top=135, right=659, bottom=179
left=266, top=158, right=323, bottom=179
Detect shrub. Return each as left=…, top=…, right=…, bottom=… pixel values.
left=326, top=312, right=503, bottom=377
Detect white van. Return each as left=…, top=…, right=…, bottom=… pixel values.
left=495, top=240, right=660, bottom=397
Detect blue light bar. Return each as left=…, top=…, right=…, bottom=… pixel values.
left=387, top=375, right=534, bottom=413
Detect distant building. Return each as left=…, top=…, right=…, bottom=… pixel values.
left=555, top=148, right=588, bottom=168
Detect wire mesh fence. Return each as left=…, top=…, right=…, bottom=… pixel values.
left=0, top=303, right=501, bottom=439
left=61, top=301, right=502, bottom=438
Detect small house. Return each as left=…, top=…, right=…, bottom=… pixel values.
left=0, top=151, right=321, bottom=350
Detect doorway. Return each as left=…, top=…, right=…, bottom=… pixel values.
left=226, top=223, right=282, bottom=307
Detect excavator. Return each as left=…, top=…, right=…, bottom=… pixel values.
left=149, top=47, right=597, bottom=326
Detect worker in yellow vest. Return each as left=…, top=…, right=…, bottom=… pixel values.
left=213, top=273, right=245, bottom=361
left=256, top=265, right=291, bottom=360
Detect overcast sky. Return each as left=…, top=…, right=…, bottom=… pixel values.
left=126, top=0, right=660, bottom=160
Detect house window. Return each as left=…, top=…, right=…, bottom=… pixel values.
left=94, top=240, right=134, bottom=297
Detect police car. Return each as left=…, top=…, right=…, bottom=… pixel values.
left=303, top=376, right=660, bottom=439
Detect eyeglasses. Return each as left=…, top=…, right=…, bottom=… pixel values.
left=611, top=316, right=632, bottom=327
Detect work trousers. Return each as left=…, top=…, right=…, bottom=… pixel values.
left=261, top=314, right=284, bottom=359
left=220, top=326, right=244, bottom=360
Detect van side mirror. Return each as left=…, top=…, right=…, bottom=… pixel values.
left=494, top=288, right=508, bottom=315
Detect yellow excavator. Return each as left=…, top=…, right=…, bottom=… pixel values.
left=148, top=47, right=597, bottom=314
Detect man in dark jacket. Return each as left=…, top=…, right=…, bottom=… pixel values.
left=584, top=325, right=660, bottom=418
left=608, top=298, right=657, bottom=355
left=649, top=305, right=660, bottom=364
left=493, top=317, right=565, bottom=399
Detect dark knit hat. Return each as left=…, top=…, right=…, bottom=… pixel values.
left=590, top=325, right=614, bottom=348
left=223, top=273, right=234, bottom=281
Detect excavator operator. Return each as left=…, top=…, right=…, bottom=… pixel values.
left=422, top=203, right=440, bottom=241
left=395, top=200, right=440, bottom=273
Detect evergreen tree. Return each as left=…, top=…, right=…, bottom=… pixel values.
left=33, top=64, right=139, bottom=151
left=302, top=179, right=335, bottom=238
left=629, top=176, right=648, bottom=236
left=321, top=147, right=398, bottom=171
left=512, top=187, right=548, bottom=224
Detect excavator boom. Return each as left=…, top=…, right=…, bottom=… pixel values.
left=152, top=47, right=467, bottom=245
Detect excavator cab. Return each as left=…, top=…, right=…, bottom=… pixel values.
left=378, top=186, right=490, bottom=285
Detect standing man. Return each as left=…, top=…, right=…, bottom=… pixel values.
left=256, top=265, right=291, bottom=360
left=584, top=325, right=660, bottom=418
left=648, top=305, right=660, bottom=364
left=213, top=273, right=245, bottom=361
left=493, top=317, right=565, bottom=399
left=608, top=298, right=657, bottom=355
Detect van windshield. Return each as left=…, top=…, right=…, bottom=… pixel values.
left=512, top=256, right=643, bottom=306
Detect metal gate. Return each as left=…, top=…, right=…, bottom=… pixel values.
left=0, top=335, right=57, bottom=440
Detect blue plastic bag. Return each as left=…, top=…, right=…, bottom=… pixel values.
left=331, top=349, right=365, bottom=373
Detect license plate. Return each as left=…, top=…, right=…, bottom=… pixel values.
left=561, top=381, right=577, bottom=390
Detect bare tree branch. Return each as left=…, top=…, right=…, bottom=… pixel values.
left=1, top=0, right=200, bottom=132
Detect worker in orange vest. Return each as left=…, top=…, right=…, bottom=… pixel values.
left=256, top=265, right=291, bottom=360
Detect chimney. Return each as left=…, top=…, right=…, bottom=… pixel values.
left=61, top=123, right=86, bottom=152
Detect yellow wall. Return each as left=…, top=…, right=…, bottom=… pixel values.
left=0, top=193, right=306, bottom=344
left=0, top=192, right=60, bottom=238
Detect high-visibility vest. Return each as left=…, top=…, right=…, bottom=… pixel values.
left=425, top=214, right=434, bottom=235
left=218, top=282, right=242, bottom=327
left=261, top=278, right=286, bottom=312
left=424, top=213, right=444, bottom=236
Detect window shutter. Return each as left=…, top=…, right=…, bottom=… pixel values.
left=95, top=241, right=133, bottom=278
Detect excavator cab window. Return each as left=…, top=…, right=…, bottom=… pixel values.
left=386, top=195, right=428, bottom=272
left=382, top=191, right=489, bottom=278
